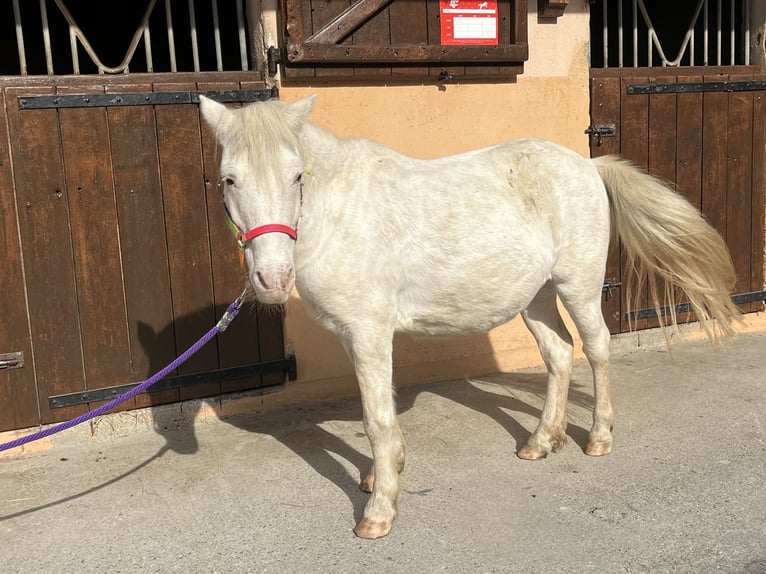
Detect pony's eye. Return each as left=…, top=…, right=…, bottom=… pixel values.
left=294, top=173, right=303, bottom=186
left=221, top=176, right=235, bottom=188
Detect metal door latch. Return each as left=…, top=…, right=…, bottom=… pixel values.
left=585, top=124, right=617, bottom=146
left=602, top=278, right=622, bottom=299
left=0, top=352, right=24, bottom=370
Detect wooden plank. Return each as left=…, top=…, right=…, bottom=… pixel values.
left=312, top=0, right=354, bottom=79
left=513, top=0, right=528, bottom=45
left=750, top=80, right=766, bottom=312
left=105, top=82, right=177, bottom=409
left=294, top=43, right=530, bottom=63
left=620, top=76, right=649, bottom=332
left=646, top=74, right=677, bottom=329
left=725, top=82, right=754, bottom=300
left=590, top=65, right=763, bottom=80
left=589, top=76, right=622, bottom=334
left=154, top=82, right=218, bottom=400
left=307, top=0, right=393, bottom=44
left=673, top=75, right=703, bottom=324
left=57, top=85, right=134, bottom=404
left=389, top=0, right=429, bottom=78
left=282, top=0, right=316, bottom=81
left=648, top=76, right=677, bottom=187
left=0, top=89, right=39, bottom=431
left=5, top=86, right=87, bottom=425
left=352, top=3, right=392, bottom=78
left=701, top=73, right=729, bottom=241
left=675, top=75, right=703, bottom=210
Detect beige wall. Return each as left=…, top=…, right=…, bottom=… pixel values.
left=237, top=2, right=597, bottom=411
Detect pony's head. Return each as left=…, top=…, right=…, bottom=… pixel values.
left=199, top=94, right=316, bottom=304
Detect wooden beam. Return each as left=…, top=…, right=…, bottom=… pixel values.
left=307, top=0, right=394, bottom=45
left=287, top=43, right=529, bottom=64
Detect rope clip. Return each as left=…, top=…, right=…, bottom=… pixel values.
left=217, top=285, right=250, bottom=332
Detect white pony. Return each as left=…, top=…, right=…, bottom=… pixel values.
left=199, top=95, right=740, bottom=539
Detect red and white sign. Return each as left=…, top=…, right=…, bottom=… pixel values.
left=440, top=0, right=499, bottom=46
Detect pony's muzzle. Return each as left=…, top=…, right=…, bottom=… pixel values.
left=250, top=265, right=295, bottom=304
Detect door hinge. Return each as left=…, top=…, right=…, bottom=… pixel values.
left=585, top=124, right=616, bottom=146
left=0, top=352, right=24, bottom=370
left=267, top=47, right=281, bottom=77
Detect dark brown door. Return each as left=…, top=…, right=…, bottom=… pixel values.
left=589, top=68, right=766, bottom=333
left=0, top=74, right=289, bottom=432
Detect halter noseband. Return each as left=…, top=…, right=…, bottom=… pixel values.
left=223, top=202, right=298, bottom=249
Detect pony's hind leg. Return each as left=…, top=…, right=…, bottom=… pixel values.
left=556, top=283, right=614, bottom=456
left=517, top=283, right=575, bottom=460
left=342, top=323, right=405, bottom=539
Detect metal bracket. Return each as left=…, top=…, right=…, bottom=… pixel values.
left=17, top=88, right=278, bottom=110
left=628, top=80, right=766, bottom=95
left=0, top=352, right=24, bottom=370
left=48, top=355, right=297, bottom=409
left=628, top=290, right=766, bottom=321
left=267, top=47, right=282, bottom=77
left=585, top=124, right=616, bottom=146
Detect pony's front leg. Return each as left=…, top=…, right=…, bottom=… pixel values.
left=345, top=326, right=405, bottom=539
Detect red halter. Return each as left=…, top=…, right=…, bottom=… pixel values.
left=223, top=202, right=298, bottom=249
left=234, top=223, right=297, bottom=245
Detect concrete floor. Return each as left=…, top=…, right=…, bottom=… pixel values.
left=1, top=330, right=765, bottom=574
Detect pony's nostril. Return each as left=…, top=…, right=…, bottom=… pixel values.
left=255, top=271, right=270, bottom=290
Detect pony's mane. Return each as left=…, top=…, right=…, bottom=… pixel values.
left=223, top=99, right=300, bottom=159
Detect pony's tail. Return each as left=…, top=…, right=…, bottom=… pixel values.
left=593, top=155, right=742, bottom=343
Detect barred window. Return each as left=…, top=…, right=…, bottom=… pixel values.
left=1, top=0, right=252, bottom=76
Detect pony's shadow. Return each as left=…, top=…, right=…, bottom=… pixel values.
left=217, top=372, right=594, bottom=521
left=138, top=308, right=594, bottom=522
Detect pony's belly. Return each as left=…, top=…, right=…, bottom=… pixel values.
left=392, top=261, right=551, bottom=336
left=396, top=310, right=519, bottom=337
left=395, top=287, right=538, bottom=336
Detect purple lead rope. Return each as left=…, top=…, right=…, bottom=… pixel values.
left=0, top=287, right=248, bottom=453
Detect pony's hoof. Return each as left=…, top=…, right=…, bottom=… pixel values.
left=516, top=444, right=549, bottom=460
left=354, top=518, right=392, bottom=539
left=517, top=433, right=565, bottom=460
left=585, top=440, right=612, bottom=456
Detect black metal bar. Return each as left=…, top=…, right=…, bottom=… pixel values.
left=266, top=47, right=282, bottom=76
left=601, top=278, right=622, bottom=291
left=48, top=355, right=297, bottom=409
left=18, top=87, right=278, bottom=110
left=628, top=81, right=766, bottom=95
left=629, top=291, right=766, bottom=321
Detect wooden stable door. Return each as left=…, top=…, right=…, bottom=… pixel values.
left=589, top=67, right=766, bottom=334
left=0, top=74, right=292, bottom=433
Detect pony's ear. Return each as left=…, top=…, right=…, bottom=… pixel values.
left=285, top=94, right=317, bottom=132
left=198, top=95, right=230, bottom=133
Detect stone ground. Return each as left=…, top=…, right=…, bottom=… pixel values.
left=1, top=330, right=765, bottom=574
